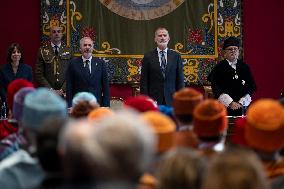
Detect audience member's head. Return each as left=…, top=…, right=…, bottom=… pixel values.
left=157, top=148, right=206, bottom=189
left=37, top=117, right=67, bottom=174
left=230, top=117, right=248, bottom=147
left=124, top=95, right=158, bottom=112
left=7, top=79, right=34, bottom=110
left=173, top=87, right=203, bottom=125
left=202, top=148, right=269, bottom=189
left=158, top=105, right=174, bottom=117
left=91, top=111, right=156, bottom=183
left=193, top=99, right=228, bottom=141
left=245, top=99, right=284, bottom=153
left=88, top=110, right=157, bottom=183
left=70, top=100, right=98, bottom=119
left=58, top=119, right=95, bottom=182
left=13, top=87, right=35, bottom=122
left=88, top=107, right=114, bottom=122
left=142, top=111, right=176, bottom=153
left=59, top=110, right=156, bottom=186
left=22, top=88, right=67, bottom=132
left=72, top=92, right=97, bottom=107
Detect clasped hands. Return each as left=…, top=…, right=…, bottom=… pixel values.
left=229, top=101, right=243, bottom=110
left=50, top=88, right=66, bottom=98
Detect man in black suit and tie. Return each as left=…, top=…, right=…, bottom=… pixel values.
left=66, top=37, right=110, bottom=107
left=140, top=27, right=184, bottom=106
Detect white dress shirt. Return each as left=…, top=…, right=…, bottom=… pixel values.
left=157, top=47, right=168, bottom=67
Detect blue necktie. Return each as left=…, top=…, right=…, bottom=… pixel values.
left=160, top=51, right=166, bottom=77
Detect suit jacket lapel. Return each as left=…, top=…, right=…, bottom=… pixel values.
left=90, top=58, right=96, bottom=79
left=153, top=49, right=163, bottom=76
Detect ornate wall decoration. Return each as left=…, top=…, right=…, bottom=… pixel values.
left=99, top=0, right=185, bottom=20
left=40, top=0, right=242, bottom=86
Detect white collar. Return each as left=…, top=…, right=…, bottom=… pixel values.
left=226, top=59, right=237, bottom=65
left=226, top=59, right=237, bottom=69
left=157, top=47, right=168, bottom=54
left=82, top=56, right=92, bottom=63
left=51, top=42, right=61, bottom=48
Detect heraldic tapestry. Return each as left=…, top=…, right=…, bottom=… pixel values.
left=40, top=0, right=242, bottom=85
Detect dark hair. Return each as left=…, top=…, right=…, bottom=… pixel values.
left=198, top=134, right=223, bottom=142
left=37, top=117, right=67, bottom=172
left=202, top=148, right=269, bottom=189
left=175, top=114, right=193, bottom=124
left=7, top=43, right=24, bottom=64
left=157, top=148, right=206, bottom=189
left=71, top=100, right=98, bottom=118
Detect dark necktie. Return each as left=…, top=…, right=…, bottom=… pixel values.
left=160, top=51, right=167, bottom=77
left=54, top=45, right=59, bottom=56
left=85, top=60, right=91, bottom=74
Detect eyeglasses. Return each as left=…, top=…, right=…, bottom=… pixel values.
left=225, top=47, right=239, bottom=52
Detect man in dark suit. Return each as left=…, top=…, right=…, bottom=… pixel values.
left=140, top=27, right=184, bottom=106
left=66, top=37, right=110, bottom=107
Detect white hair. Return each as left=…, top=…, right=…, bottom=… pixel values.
left=88, top=110, right=157, bottom=180
left=79, top=37, right=93, bottom=47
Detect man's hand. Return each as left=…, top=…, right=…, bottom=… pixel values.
left=229, top=101, right=242, bottom=110
left=51, top=89, right=66, bottom=98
